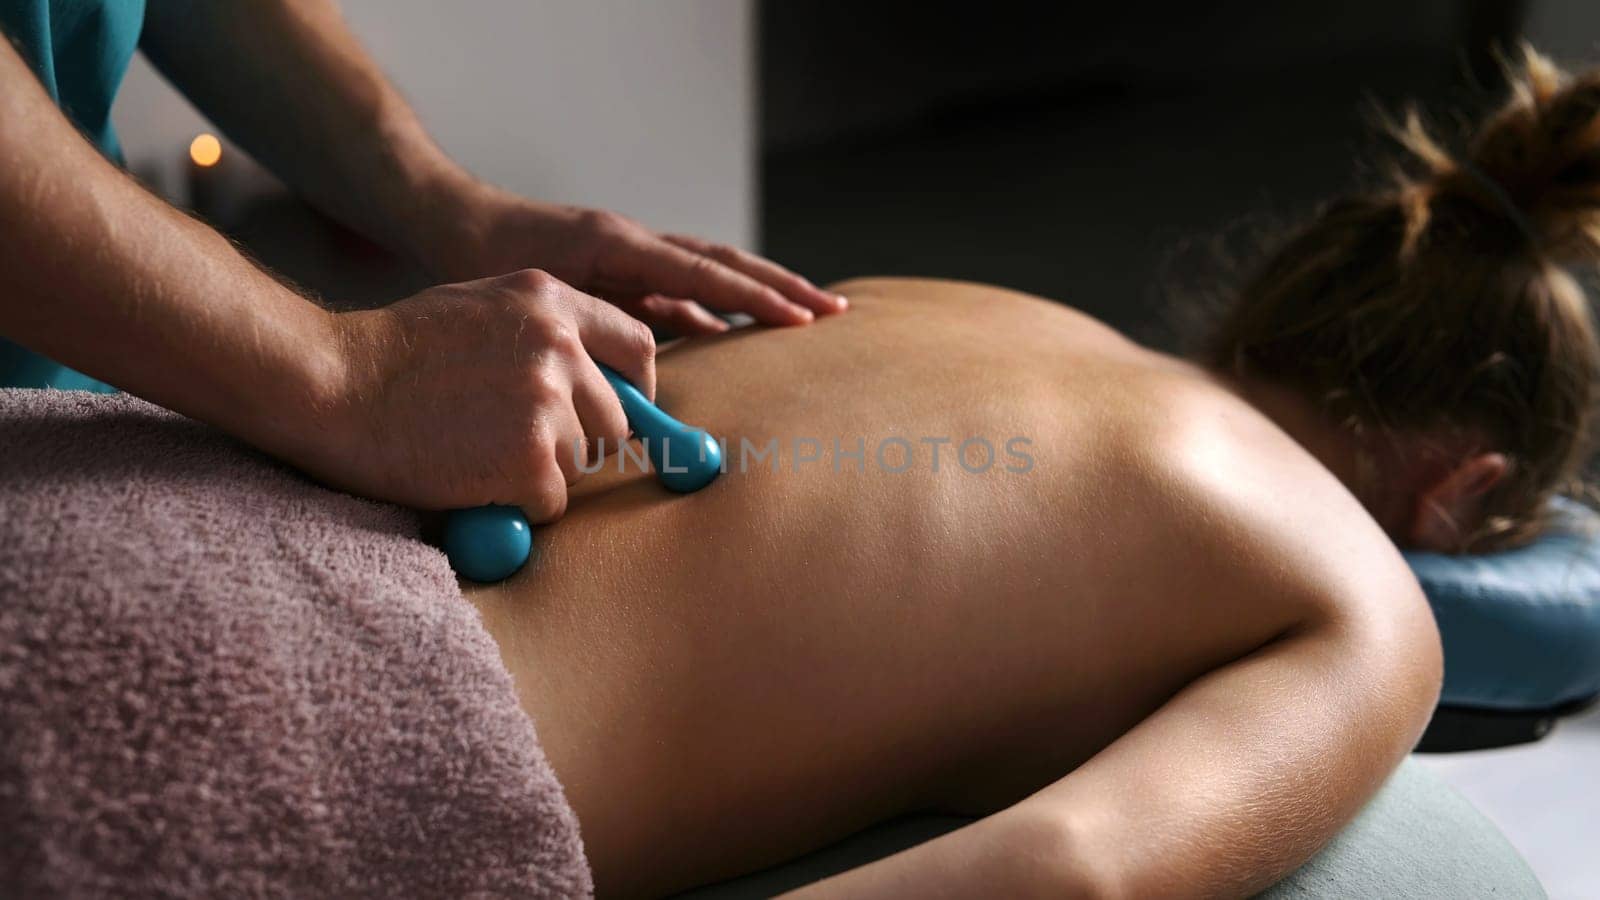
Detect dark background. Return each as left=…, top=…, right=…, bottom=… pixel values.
left=757, top=0, right=1531, bottom=346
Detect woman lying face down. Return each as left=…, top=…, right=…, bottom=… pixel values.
left=466, top=50, right=1597, bottom=898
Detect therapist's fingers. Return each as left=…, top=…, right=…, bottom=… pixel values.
left=520, top=417, right=574, bottom=522
left=636, top=295, right=731, bottom=336
left=612, top=237, right=814, bottom=326
left=663, top=233, right=847, bottom=316
left=569, top=285, right=657, bottom=400
left=569, top=356, right=630, bottom=467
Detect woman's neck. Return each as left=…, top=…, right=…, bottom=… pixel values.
left=1221, top=374, right=1412, bottom=538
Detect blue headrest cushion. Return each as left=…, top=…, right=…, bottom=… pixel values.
left=1404, top=497, right=1600, bottom=710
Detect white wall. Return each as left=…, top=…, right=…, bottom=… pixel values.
left=1528, top=1, right=1600, bottom=64
left=112, top=0, right=755, bottom=247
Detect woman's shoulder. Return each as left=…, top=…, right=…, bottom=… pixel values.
left=826, top=276, right=1134, bottom=343
left=1107, top=365, right=1424, bottom=617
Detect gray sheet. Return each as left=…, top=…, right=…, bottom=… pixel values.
left=681, top=758, right=1543, bottom=899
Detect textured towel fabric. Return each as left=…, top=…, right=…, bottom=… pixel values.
left=0, top=389, right=591, bottom=898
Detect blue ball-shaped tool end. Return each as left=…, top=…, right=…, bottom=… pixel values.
left=658, top=430, right=723, bottom=493
left=444, top=505, right=532, bottom=583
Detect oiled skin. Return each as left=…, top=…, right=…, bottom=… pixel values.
left=467, top=278, right=1437, bottom=897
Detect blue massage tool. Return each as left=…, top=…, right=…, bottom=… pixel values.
left=444, top=365, right=723, bottom=582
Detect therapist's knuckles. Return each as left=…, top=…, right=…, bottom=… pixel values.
left=573, top=207, right=636, bottom=248
left=494, top=265, right=561, bottom=295
left=612, top=315, right=658, bottom=393
left=318, top=268, right=651, bottom=512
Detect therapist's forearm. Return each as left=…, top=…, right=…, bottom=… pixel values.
left=0, top=37, right=341, bottom=461
left=140, top=0, right=851, bottom=330
left=140, top=0, right=481, bottom=275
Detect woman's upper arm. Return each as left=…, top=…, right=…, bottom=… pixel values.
left=911, top=453, right=1441, bottom=898
left=998, top=469, right=1444, bottom=899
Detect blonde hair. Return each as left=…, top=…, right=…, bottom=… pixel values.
left=1203, top=46, right=1600, bottom=551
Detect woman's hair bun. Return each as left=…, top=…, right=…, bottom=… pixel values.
left=1202, top=44, right=1600, bottom=551
left=1392, top=45, right=1600, bottom=265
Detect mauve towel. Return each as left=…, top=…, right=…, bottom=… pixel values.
left=0, top=389, right=591, bottom=898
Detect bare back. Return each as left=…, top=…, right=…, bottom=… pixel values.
left=467, top=278, right=1419, bottom=896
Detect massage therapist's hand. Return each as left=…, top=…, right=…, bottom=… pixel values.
left=426, top=186, right=849, bottom=335
left=313, top=269, right=653, bottom=519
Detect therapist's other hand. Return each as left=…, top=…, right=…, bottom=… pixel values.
left=316, top=269, right=652, bottom=520
left=431, top=189, right=848, bottom=335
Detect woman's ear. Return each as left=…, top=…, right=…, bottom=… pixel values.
left=1407, top=452, right=1509, bottom=551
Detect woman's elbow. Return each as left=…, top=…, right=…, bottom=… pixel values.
left=984, top=809, right=1128, bottom=900
left=1325, top=574, right=1444, bottom=754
